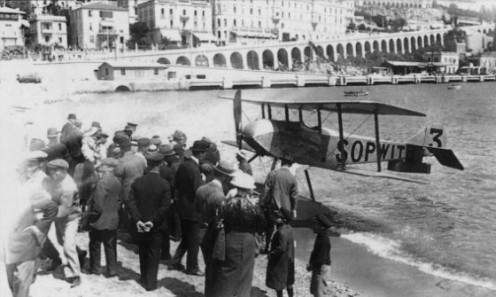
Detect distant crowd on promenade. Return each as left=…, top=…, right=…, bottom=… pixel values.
left=3, top=113, right=335, bottom=297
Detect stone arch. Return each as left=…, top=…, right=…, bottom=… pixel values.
left=304, top=46, right=313, bottom=61
left=337, top=43, right=344, bottom=59
left=389, top=39, right=395, bottom=53
left=436, top=33, right=442, bottom=45
left=417, top=36, right=423, bottom=49
left=277, top=48, right=289, bottom=69
left=373, top=40, right=379, bottom=53
left=230, top=51, right=244, bottom=69
left=262, top=49, right=275, bottom=69
left=326, top=45, right=335, bottom=62
left=213, top=53, right=227, bottom=67
left=157, top=57, right=171, bottom=64
left=381, top=40, right=387, bottom=52
left=115, top=85, right=130, bottom=92
left=424, top=35, right=429, bottom=47
left=195, top=54, right=209, bottom=67
left=396, top=38, right=403, bottom=53
left=356, top=42, right=363, bottom=57
left=176, top=56, right=191, bottom=65
left=403, top=37, right=409, bottom=53
left=247, top=50, right=260, bottom=70
left=411, top=37, right=416, bottom=52
left=430, top=34, right=435, bottom=46
left=365, top=41, right=372, bottom=54
left=316, top=45, right=324, bottom=59
left=291, top=47, right=302, bottom=64
left=346, top=42, right=354, bottom=58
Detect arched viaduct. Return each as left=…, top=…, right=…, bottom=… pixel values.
left=121, top=29, right=447, bottom=71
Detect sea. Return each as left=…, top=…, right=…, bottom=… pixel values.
left=21, top=82, right=495, bottom=295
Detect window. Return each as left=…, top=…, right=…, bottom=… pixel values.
left=170, top=20, right=173, bottom=27
left=194, top=10, right=197, bottom=16
left=170, top=9, right=173, bottom=15
left=217, top=19, right=221, bottom=26
left=90, top=23, right=93, bottom=31
left=59, top=23, right=62, bottom=30
left=185, top=75, right=191, bottom=79
left=121, top=69, right=126, bottom=75
left=88, top=10, right=92, bottom=17
left=202, top=10, right=205, bottom=17
left=59, top=37, right=63, bottom=43
left=161, top=8, right=164, bottom=15
left=224, top=18, right=227, bottom=26
left=183, top=9, right=186, bottom=15
left=233, top=19, right=237, bottom=26
left=90, top=35, right=95, bottom=43
left=100, top=11, right=113, bottom=18
left=168, top=72, right=177, bottom=79
left=105, top=68, right=109, bottom=76
left=45, top=35, right=50, bottom=42
left=234, top=6, right=236, bottom=13
left=154, top=69, right=159, bottom=75
left=258, top=21, right=261, bottom=27
left=196, top=74, right=206, bottom=79
left=250, top=8, right=253, bottom=14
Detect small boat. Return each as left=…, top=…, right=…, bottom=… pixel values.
left=344, top=90, right=369, bottom=97
left=447, top=84, right=461, bottom=90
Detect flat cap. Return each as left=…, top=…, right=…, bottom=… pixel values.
left=190, top=140, right=210, bottom=152
left=67, top=113, right=76, bottom=120
left=137, top=137, right=150, bottom=148
left=47, top=158, right=69, bottom=170
left=127, top=122, right=138, bottom=127
left=91, top=121, right=101, bottom=129
left=145, top=151, right=164, bottom=162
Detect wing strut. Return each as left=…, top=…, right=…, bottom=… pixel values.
left=337, top=103, right=345, bottom=170
left=304, top=169, right=316, bottom=202
left=374, top=110, right=382, bottom=172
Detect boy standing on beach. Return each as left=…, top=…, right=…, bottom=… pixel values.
left=266, top=208, right=295, bottom=297
left=307, top=214, right=332, bottom=297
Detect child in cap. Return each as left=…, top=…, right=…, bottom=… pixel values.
left=266, top=208, right=295, bottom=297
left=307, top=213, right=332, bottom=297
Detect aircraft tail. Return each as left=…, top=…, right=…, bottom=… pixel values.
left=407, top=126, right=447, bottom=149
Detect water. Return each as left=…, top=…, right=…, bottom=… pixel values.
left=34, top=82, right=496, bottom=292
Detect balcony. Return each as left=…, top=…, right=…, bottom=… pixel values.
left=272, top=8, right=281, bottom=23
left=180, top=15, right=190, bottom=22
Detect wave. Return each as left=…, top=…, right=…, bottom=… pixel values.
left=342, top=232, right=496, bottom=291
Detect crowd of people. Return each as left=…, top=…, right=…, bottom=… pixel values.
left=3, top=112, right=334, bottom=297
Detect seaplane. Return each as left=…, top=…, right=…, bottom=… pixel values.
left=220, top=90, right=464, bottom=230
left=222, top=90, right=464, bottom=189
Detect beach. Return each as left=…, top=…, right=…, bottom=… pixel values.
left=1, top=61, right=495, bottom=297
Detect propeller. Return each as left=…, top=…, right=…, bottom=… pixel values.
left=233, top=90, right=243, bottom=149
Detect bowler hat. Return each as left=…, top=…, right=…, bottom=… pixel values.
left=67, top=113, right=76, bottom=120
left=316, top=213, right=332, bottom=229
left=151, top=135, right=162, bottom=146
left=230, top=172, right=255, bottom=190
left=190, top=140, right=210, bottom=152
left=47, top=127, right=60, bottom=138
left=214, top=160, right=236, bottom=176
left=100, top=158, right=119, bottom=167
left=159, top=144, right=176, bottom=156
left=47, top=159, right=69, bottom=170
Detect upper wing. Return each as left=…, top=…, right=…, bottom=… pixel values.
left=219, top=95, right=425, bottom=117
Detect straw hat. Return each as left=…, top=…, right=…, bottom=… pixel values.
left=230, top=172, right=256, bottom=190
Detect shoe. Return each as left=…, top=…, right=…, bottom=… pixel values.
left=168, top=263, right=185, bottom=271
left=185, top=269, right=204, bottom=276
left=78, top=250, right=87, bottom=269
left=69, top=276, right=81, bottom=288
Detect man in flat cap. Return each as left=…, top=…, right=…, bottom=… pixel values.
left=170, top=140, right=209, bottom=275
left=87, top=158, right=121, bottom=277
left=5, top=152, right=58, bottom=297
left=170, top=130, right=187, bottom=149
left=124, top=122, right=137, bottom=140
left=45, top=159, right=83, bottom=287
left=195, top=160, right=236, bottom=295
left=47, top=127, right=60, bottom=146
left=127, top=152, right=170, bottom=291
left=136, top=138, right=151, bottom=164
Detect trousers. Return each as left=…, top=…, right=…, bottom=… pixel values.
left=137, top=231, right=163, bottom=291
left=89, top=228, right=117, bottom=275
left=5, top=259, right=38, bottom=297
left=54, top=217, right=81, bottom=278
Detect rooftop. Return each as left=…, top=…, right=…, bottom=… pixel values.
left=74, top=2, right=128, bottom=12
left=0, top=6, right=25, bottom=14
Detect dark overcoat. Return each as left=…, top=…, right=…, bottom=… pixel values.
left=89, top=172, right=122, bottom=230
left=266, top=224, right=295, bottom=290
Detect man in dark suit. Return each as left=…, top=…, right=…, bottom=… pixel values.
left=5, top=151, right=58, bottom=297
left=88, top=158, right=122, bottom=277
left=261, top=158, right=298, bottom=253
left=60, top=113, right=76, bottom=144
left=170, top=140, right=209, bottom=275
left=127, top=152, right=170, bottom=291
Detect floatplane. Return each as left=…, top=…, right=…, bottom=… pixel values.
left=221, top=89, right=464, bottom=191
left=220, top=90, right=464, bottom=229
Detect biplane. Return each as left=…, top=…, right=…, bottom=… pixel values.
left=222, top=90, right=464, bottom=195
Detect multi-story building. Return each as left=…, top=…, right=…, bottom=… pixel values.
left=0, top=6, right=25, bottom=51
left=70, top=2, right=129, bottom=50
left=29, top=0, right=89, bottom=15
left=117, top=0, right=148, bottom=24
left=357, top=0, right=433, bottom=9
left=211, top=0, right=354, bottom=45
left=29, top=14, right=68, bottom=47
left=480, top=52, right=496, bottom=72
left=137, top=0, right=215, bottom=48
left=424, top=51, right=459, bottom=73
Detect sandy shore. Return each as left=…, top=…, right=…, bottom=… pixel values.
left=25, top=231, right=359, bottom=297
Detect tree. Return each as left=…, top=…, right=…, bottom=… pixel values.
left=130, top=22, right=150, bottom=46
left=347, top=22, right=357, bottom=32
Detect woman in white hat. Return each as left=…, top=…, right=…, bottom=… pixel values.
left=209, top=172, right=266, bottom=297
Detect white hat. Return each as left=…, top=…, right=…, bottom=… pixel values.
left=230, top=172, right=256, bottom=190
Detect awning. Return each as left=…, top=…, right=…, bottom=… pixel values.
left=193, top=32, right=216, bottom=42
left=159, top=29, right=181, bottom=42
